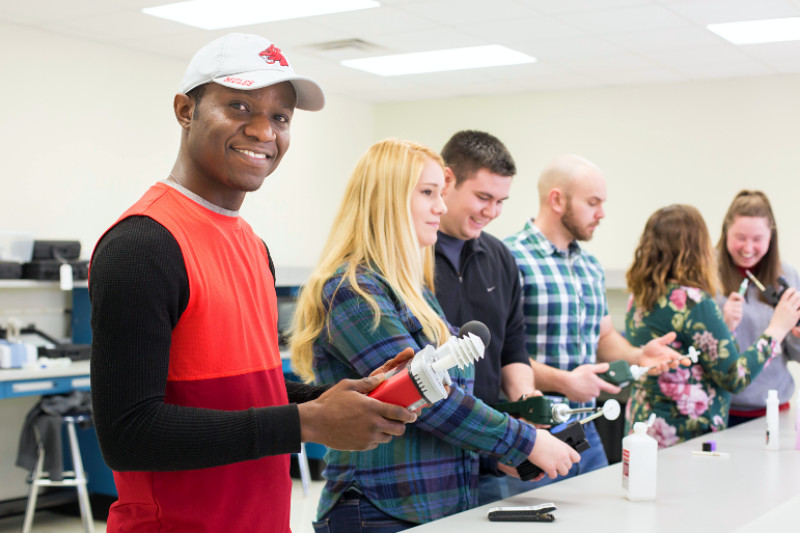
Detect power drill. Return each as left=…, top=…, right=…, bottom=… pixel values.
left=513, top=400, right=620, bottom=481
left=745, top=270, right=800, bottom=326
left=494, top=395, right=572, bottom=426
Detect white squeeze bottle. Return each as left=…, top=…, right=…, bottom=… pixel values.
left=766, top=389, right=780, bottom=451
left=795, top=387, right=800, bottom=451
left=622, top=422, right=657, bottom=501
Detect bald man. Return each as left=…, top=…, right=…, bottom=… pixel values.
left=503, top=154, right=680, bottom=489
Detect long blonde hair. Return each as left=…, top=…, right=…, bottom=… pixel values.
left=290, top=139, right=450, bottom=382
left=626, top=204, right=718, bottom=310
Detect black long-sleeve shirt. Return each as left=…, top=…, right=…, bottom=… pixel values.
left=90, top=216, right=326, bottom=471
left=434, top=230, right=530, bottom=405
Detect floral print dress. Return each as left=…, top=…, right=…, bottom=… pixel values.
left=624, top=283, right=778, bottom=448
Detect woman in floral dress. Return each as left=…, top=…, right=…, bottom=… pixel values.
left=623, top=204, right=800, bottom=447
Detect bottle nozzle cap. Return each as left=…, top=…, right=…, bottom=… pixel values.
left=767, top=389, right=778, bottom=400
left=633, top=422, right=648, bottom=434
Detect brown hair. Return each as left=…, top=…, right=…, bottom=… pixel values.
left=626, top=205, right=718, bottom=310
left=716, top=190, right=780, bottom=295
left=440, top=130, right=515, bottom=187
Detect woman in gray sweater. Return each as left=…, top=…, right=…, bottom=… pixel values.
left=717, top=190, right=800, bottom=426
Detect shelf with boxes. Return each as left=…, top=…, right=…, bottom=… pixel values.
left=0, top=234, right=89, bottom=285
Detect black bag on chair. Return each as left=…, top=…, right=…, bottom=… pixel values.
left=16, top=391, right=92, bottom=481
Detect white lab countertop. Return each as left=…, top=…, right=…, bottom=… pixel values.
left=408, top=408, right=800, bottom=532
left=0, top=359, right=90, bottom=382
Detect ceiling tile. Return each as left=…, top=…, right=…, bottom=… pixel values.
left=646, top=44, right=767, bottom=68
left=116, top=31, right=235, bottom=61
left=517, top=0, right=651, bottom=15
left=311, top=5, right=438, bottom=35
left=358, top=26, right=483, bottom=54
left=0, top=1, right=121, bottom=23
left=740, top=41, right=800, bottom=72
left=227, top=19, right=345, bottom=49
left=588, top=67, right=685, bottom=84
left=394, top=0, right=540, bottom=26
left=763, top=58, right=800, bottom=73
left=514, top=72, right=604, bottom=91
left=105, top=0, right=171, bottom=8
left=677, top=60, right=777, bottom=79
left=742, top=40, right=800, bottom=60
left=659, top=0, right=800, bottom=25
left=558, top=4, right=693, bottom=34
left=459, top=15, right=587, bottom=43
left=561, top=53, right=660, bottom=72
left=604, top=26, right=724, bottom=52
left=40, top=10, right=193, bottom=42
left=516, top=37, right=627, bottom=61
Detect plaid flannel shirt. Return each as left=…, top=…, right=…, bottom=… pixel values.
left=504, top=220, right=608, bottom=414
left=312, top=265, right=536, bottom=524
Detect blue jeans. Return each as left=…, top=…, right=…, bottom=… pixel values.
left=313, top=491, right=417, bottom=533
left=478, top=473, right=517, bottom=506
left=727, top=413, right=759, bottom=428
left=491, top=421, right=609, bottom=498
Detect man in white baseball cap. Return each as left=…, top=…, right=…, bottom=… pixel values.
left=89, top=33, right=416, bottom=532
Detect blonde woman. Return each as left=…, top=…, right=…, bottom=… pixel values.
left=624, top=205, right=800, bottom=447
left=291, top=139, right=579, bottom=532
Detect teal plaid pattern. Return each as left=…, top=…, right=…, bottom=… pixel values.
left=504, top=220, right=608, bottom=414
left=312, top=266, right=536, bottom=524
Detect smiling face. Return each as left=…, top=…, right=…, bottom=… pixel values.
left=176, top=82, right=296, bottom=210
left=726, top=215, right=772, bottom=270
left=439, top=167, right=512, bottom=240
left=411, top=158, right=447, bottom=248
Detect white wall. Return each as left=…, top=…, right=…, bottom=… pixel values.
left=0, top=22, right=179, bottom=257
left=374, top=75, right=800, bottom=274
left=3, top=22, right=800, bottom=276
left=0, top=22, right=374, bottom=272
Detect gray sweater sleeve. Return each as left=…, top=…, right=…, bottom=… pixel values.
left=719, top=261, right=800, bottom=409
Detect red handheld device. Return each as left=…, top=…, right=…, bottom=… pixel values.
left=368, top=321, right=489, bottom=410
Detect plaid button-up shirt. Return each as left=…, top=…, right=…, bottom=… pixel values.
left=504, top=220, right=608, bottom=414
left=312, top=265, right=536, bottom=524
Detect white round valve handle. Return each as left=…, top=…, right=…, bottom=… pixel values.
left=601, top=399, right=621, bottom=421
left=552, top=398, right=622, bottom=425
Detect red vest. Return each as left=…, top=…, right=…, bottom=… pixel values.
left=106, top=183, right=290, bottom=532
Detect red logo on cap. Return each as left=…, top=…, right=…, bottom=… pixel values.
left=259, top=45, right=289, bottom=67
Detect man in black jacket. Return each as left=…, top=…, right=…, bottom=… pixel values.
left=434, top=130, right=536, bottom=506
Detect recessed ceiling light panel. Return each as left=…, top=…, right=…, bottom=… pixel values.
left=143, top=0, right=380, bottom=30
left=341, top=45, right=536, bottom=76
left=708, top=17, right=800, bottom=45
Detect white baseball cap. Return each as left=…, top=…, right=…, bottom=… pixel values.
left=179, top=33, right=325, bottom=111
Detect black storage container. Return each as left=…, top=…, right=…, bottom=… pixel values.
left=32, top=240, right=81, bottom=260
left=22, top=260, right=89, bottom=281
left=38, top=344, right=91, bottom=361
left=0, top=261, right=22, bottom=279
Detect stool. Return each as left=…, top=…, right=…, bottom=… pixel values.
left=22, top=414, right=94, bottom=533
